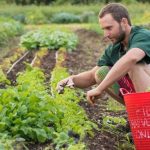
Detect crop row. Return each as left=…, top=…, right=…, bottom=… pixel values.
left=20, top=29, right=78, bottom=51
left=0, top=33, right=97, bottom=149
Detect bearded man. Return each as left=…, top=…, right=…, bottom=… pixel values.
left=57, top=3, right=150, bottom=105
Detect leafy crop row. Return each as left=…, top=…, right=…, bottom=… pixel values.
left=0, top=66, right=55, bottom=145
left=20, top=30, right=78, bottom=52
left=50, top=49, right=97, bottom=149
left=0, top=48, right=96, bottom=149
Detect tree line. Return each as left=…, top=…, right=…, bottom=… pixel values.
left=3, top=0, right=150, bottom=5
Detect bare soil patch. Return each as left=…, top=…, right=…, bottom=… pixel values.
left=7, top=51, right=35, bottom=84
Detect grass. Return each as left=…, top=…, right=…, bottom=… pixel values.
left=25, top=23, right=91, bottom=32
left=25, top=23, right=104, bottom=37
left=0, top=4, right=102, bottom=15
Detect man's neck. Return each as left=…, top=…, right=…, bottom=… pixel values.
left=122, top=26, right=132, bottom=48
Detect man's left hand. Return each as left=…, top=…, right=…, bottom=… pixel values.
left=86, top=88, right=102, bottom=105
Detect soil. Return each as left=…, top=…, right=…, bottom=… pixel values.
left=5, top=50, right=56, bottom=85
left=40, top=51, right=56, bottom=82
left=7, top=51, right=35, bottom=84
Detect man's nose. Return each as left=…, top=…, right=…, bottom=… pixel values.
left=104, top=31, right=110, bottom=38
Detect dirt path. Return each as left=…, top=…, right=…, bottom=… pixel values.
left=65, top=29, right=131, bottom=150
left=65, top=29, right=105, bottom=73
left=7, top=51, right=35, bottom=84
left=5, top=50, right=56, bottom=85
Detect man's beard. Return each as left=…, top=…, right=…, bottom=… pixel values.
left=114, top=25, right=126, bottom=44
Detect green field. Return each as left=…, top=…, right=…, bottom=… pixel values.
left=0, top=3, right=150, bottom=25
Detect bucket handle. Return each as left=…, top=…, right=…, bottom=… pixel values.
left=120, top=88, right=130, bottom=96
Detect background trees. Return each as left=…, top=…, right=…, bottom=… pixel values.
left=2, top=0, right=150, bottom=5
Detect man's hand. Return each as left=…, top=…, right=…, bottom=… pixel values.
left=56, top=77, right=74, bottom=94
left=86, top=88, right=103, bottom=105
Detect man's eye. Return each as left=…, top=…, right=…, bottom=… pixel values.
left=107, top=27, right=112, bottom=30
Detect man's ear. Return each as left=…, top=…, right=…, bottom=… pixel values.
left=121, top=18, right=128, bottom=25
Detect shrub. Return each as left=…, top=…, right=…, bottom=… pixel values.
left=121, top=0, right=137, bottom=3
left=13, top=14, right=26, bottom=24
left=0, top=18, right=24, bottom=46
left=51, top=12, right=81, bottom=24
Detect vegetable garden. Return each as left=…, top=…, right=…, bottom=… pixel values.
left=0, top=2, right=150, bottom=150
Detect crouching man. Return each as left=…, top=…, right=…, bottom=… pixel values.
left=57, top=3, right=150, bottom=105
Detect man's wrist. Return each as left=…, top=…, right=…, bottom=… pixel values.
left=96, top=85, right=104, bottom=93
left=70, top=75, right=75, bottom=83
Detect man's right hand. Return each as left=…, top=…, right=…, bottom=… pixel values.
left=56, top=76, right=75, bottom=94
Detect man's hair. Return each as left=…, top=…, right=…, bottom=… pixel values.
left=99, top=3, right=132, bottom=26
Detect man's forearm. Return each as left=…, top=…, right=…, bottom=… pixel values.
left=73, top=72, right=95, bottom=88
left=96, top=48, right=145, bottom=92
left=97, top=55, right=136, bottom=92
left=72, top=66, right=99, bottom=88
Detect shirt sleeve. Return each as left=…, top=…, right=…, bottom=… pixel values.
left=129, top=32, right=150, bottom=57
left=97, top=46, right=113, bottom=66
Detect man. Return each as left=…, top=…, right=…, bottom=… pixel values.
left=57, top=3, right=150, bottom=105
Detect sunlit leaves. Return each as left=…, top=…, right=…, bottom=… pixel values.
left=20, top=30, right=78, bottom=51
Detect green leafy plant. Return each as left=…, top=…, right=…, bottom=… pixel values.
left=20, top=30, right=78, bottom=51
left=0, top=68, right=10, bottom=85
left=0, top=51, right=96, bottom=149
left=102, top=116, right=126, bottom=132
left=0, top=66, right=56, bottom=143
left=106, top=98, right=125, bottom=112
left=50, top=49, right=97, bottom=149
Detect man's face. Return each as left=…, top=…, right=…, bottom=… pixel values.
left=99, top=14, right=126, bottom=44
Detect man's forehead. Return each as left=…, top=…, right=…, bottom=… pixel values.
left=99, top=14, right=114, bottom=22
left=99, top=14, right=118, bottom=27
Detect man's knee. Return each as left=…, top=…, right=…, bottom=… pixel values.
left=129, top=63, right=143, bottom=73
left=128, top=63, right=150, bottom=92
left=95, top=66, right=110, bottom=84
left=129, top=63, right=150, bottom=80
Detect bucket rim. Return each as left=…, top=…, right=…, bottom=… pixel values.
left=124, top=91, right=150, bottom=96
left=120, top=88, right=150, bottom=96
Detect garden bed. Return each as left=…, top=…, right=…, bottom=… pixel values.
left=0, top=28, right=134, bottom=150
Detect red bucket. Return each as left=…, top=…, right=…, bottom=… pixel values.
left=120, top=88, right=150, bottom=150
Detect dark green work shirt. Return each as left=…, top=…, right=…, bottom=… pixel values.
left=97, top=26, right=150, bottom=66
